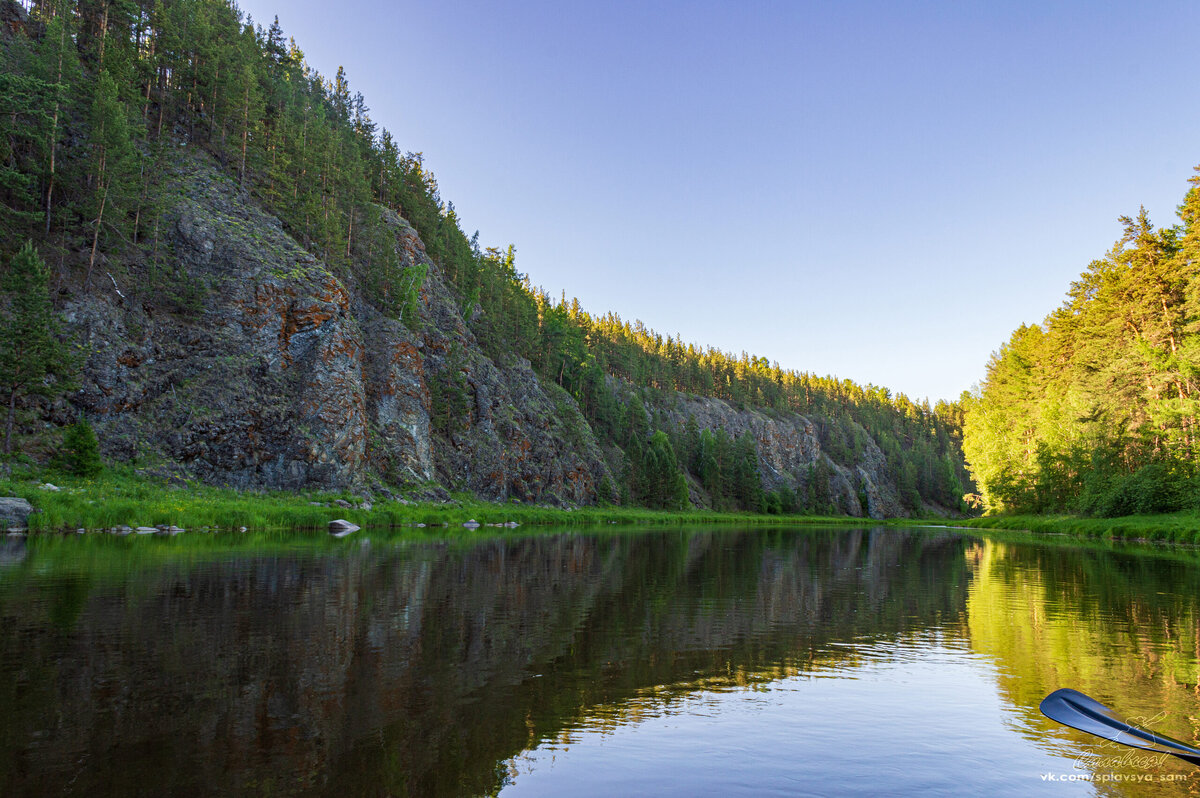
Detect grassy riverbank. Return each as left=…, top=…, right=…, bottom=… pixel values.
left=0, top=469, right=945, bottom=533
left=963, top=512, right=1200, bottom=543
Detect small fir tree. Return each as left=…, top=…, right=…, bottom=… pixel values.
left=0, top=243, right=73, bottom=455
left=56, top=416, right=103, bottom=477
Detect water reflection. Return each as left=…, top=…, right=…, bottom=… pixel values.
left=966, top=539, right=1200, bottom=792
left=0, top=528, right=1197, bottom=796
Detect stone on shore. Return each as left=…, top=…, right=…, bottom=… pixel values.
left=329, top=519, right=360, bottom=537
left=0, top=498, right=33, bottom=529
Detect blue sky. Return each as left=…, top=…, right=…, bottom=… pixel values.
left=237, top=0, right=1200, bottom=403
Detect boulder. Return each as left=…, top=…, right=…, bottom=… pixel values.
left=0, top=498, right=34, bottom=529
left=329, top=519, right=360, bottom=537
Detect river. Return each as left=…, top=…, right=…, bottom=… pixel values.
left=0, top=526, right=1197, bottom=796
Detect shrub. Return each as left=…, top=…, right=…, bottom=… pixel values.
left=54, top=417, right=103, bottom=477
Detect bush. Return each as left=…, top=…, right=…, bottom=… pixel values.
left=1078, top=462, right=1188, bottom=518
left=1125, top=463, right=1186, bottom=515
left=53, top=417, right=103, bottom=478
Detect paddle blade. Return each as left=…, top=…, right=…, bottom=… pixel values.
left=1040, top=688, right=1200, bottom=767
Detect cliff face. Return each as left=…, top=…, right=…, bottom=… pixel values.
left=59, top=148, right=915, bottom=514
left=653, top=394, right=904, bottom=519
left=66, top=152, right=610, bottom=503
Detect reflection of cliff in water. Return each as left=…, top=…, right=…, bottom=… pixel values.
left=0, top=528, right=971, bottom=797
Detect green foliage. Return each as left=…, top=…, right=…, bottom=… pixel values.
left=53, top=416, right=103, bottom=477
left=965, top=511, right=1200, bottom=544
left=0, top=243, right=74, bottom=455
left=964, top=191, right=1200, bottom=519
left=634, top=430, right=689, bottom=510
left=0, top=68, right=54, bottom=228
left=0, top=468, right=891, bottom=533
left=773, top=484, right=797, bottom=514
left=430, top=363, right=469, bottom=438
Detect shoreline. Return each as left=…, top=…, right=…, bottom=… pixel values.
left=1, top=470, right=967, bottom=535
left=962, top=513, right=1200, bottom=544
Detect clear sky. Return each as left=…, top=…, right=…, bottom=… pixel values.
left=236, top=0, right=1200, bottom=403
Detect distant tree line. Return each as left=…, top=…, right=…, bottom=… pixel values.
left=0, top=0, right=971, bottom=512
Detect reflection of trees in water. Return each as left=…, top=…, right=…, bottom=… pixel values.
left=0, top=528, right=971, bottom=797
left=966, top=539, right=1200, bottom=793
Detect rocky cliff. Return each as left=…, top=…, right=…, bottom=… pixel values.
left=55, top=148, right=913, bottom=515
left=648, top=393, right=904, bottom=519
left=64, top=152, right=610, bottom=504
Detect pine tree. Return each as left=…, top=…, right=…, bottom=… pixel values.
left=86, top=69, right=137, bottom=285
left=0, top=243, right=73, bottom=455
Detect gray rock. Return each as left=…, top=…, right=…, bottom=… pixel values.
left=462, top=519, right=481, bottom=530
left=334, top=499, right=353, bottom=509
left=329, top=519, right=360, bottom=537
left=0, top=498, right=33, bottom=528
left=135, top=527, right=158, bottom=534
left=39, top=483, right=60, bottom=492
left=359, top=500, right=372, bottom=512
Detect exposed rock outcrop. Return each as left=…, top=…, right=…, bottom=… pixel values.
left=49, top=148, right=924, bottom=513
left=67, top=157, right=368, bottom=489
left=654, top=394, right=905, bottom=519
left=66, top=152, right=612, bottom=504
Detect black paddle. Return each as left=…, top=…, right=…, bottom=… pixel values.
left=1040, top=688, right=1200, bottom=767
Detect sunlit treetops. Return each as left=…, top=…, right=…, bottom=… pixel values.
left=963, top=186, right=1200, bottom=516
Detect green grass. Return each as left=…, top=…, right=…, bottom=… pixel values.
left=0, top=467, right=942, bottom=534
left=963, top=511, right=1200, bottom=544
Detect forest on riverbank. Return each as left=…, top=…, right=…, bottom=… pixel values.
left=963, top=177, right=1200, bottom=519
left=0, top=0, right=971, bottom=518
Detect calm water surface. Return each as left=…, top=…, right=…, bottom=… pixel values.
left=1, top=526, right=1199, bottom=796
